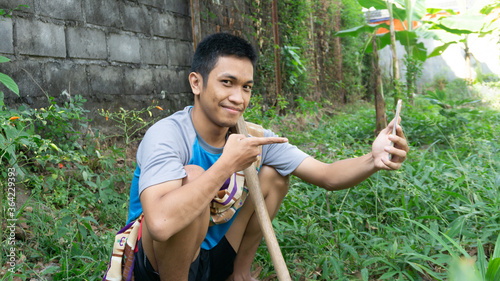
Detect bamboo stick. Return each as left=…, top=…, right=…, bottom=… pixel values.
left=235, top=116, right=291, bottom=281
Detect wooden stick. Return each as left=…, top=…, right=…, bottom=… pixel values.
left=235, top=116, right=292, bottom=281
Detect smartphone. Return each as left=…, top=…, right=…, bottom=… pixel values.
left=389, top=99, right=403, bottom=160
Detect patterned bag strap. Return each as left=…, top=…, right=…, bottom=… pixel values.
left=103, top=214, right=143, bottom=281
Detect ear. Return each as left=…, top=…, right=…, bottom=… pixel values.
left=189, top=72, right=203, bottom=97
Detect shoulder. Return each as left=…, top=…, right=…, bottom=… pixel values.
left=138, top=107, right=196, bottom=155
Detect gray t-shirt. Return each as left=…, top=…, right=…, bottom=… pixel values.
left=137, top=106, right=309, bottom=195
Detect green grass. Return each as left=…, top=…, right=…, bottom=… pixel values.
left=252, top=83, right=500, bottom=280
left=1, top=81, right=499, bottom=280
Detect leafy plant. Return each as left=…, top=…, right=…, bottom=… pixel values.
left=403, top=53, right=423, bottom=100
left=0, top=4, right=29, bottom=96
left=99, top=102, right=163, bottom=156
left=0, top=57, right=19, bottom=96
left=424, top=1, right=500, bottom=81
left=1, top=91, right=133, bottom=279
left=281, top=46, right=306, bottom=86
left=423, top=87, right=481, bottom=123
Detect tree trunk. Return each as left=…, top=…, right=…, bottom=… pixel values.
left=388, top=1, right=401, bottom=106
left=334, top=2, right=345, bottom=103
left=271, top=0, right=281, bottom=102
left=310, top=11, right=320, bottom=100
left=314, top=3, right=327, bottom=101
left=372, top=35, right=387, bottom=135
left=190, top=0, right=202, bottom=50
left=333, top=0, right=345, bottom=103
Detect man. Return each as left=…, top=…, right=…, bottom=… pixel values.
left=127, top=33, right=409, bottom=281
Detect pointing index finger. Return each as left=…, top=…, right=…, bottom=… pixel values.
left=247, top=136, right=288, bottom=146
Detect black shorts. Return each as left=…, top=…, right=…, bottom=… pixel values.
left=134, top=236, right=237, bottom=281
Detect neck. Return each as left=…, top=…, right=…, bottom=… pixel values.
left=191, top=106, right=229, bottom=148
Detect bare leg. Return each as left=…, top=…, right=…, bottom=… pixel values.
left=141, top=165, right=210, bottom=281
left=226, top=165, right=290, bottom=281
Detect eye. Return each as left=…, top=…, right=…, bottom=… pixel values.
left=221, top=80, right=232, bottom=86
left=243, top=85, right=252, bottom=92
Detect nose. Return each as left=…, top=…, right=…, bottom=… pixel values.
left=227, top=88, right=245, bottom=105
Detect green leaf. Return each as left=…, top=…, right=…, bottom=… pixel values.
left=379, top=271, right=398, bottom=279
left=443, top=191, right=470, bottom=204
left=340, top=242, right=360, bottom=262
left=78, top=223, right=87, bottom=238
left=493, top=234, right=500, bottom=260
left=485, top=258, right=500, bottom=281
left=361, top=268, right=369, bottom=281
left=427, top=8, right=458, bottom=15
left=364, top=32, right=392, bottom=53
left=335, top=23, right=388, bottom=37
left=412, top=42, right=428, bottom=61
left=438, top=15, right=487, bottom=34
left=392, top=5, right=408, bottom=23
left=0, top=72, right=19, bottom=96
left=82, top=216, right=99, bottom=225
left=405, top=218, right=459, bottom=259
left=61, top=215, right=72, bottom=226
left=428, top=41, right=456, bottom=58
left=480, top=2, right=500, bottom=15
left=50, top=143, right=60, bottom=152
left=477, top=239, right=487, bottom=279
left=357, top=0, right=387, bottom=10
left=409, top=0, right=428, bottom=22
left=55, top=226, right=69, bottom=239
left=0, top=56, right=10, bottom=63
left=483, top=18, right=500, bottom=33
left=40, top=265, right=60, bottom=275
left=441, top=231, right=472, bottom=259
left=407, top=262, right=444, bottom=280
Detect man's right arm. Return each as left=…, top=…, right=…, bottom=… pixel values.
left=140, top=159, right=233, bottom=242
left=140, top=133, right=288, bottom=242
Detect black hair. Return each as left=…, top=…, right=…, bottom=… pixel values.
left=190, top=33, right=258, bottom=84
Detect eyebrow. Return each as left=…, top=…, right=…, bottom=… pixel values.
left=219, top=73, right=253, bottom=84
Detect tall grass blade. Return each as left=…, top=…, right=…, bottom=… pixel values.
left=485, top=258, right=500, bottom=281
left=407, top=262, right=444, bottom=281
left=404, top=218, right=459, bottom=259
left=478, top=239, right=487, bottom=279
left=441, top=231, right=472, bottom=258
left=493, top=235, right=500, bottom=260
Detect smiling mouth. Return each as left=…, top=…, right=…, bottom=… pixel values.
left=221, top=105, right=243, bottom=113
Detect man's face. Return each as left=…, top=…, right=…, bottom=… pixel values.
left=196, top=55, right=254, bottom=128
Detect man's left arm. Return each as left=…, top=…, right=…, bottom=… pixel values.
left=292, top=118, right=409, bottom=191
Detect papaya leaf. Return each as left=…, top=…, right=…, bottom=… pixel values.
left=357, top=0, right=386, bottom=10
left=426, top=8, right=458, bottom=15
left=439, top=15, right=487, bottom=33
left=335, top=23, right=389, bottom=37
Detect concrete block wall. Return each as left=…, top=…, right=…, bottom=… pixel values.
left=199, top=0, right=254, bottom=40
left=0, top=0, right=195, bottom=117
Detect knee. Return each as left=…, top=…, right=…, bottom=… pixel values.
left=183, top=165, right=205, bottom=185
left=259, top=165, right=290, bottom=197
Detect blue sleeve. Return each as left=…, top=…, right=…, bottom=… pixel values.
left=126, top=165, right=143, bottom=224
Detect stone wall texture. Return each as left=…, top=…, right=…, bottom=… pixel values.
left=0, top=0, right=253, bottom=119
